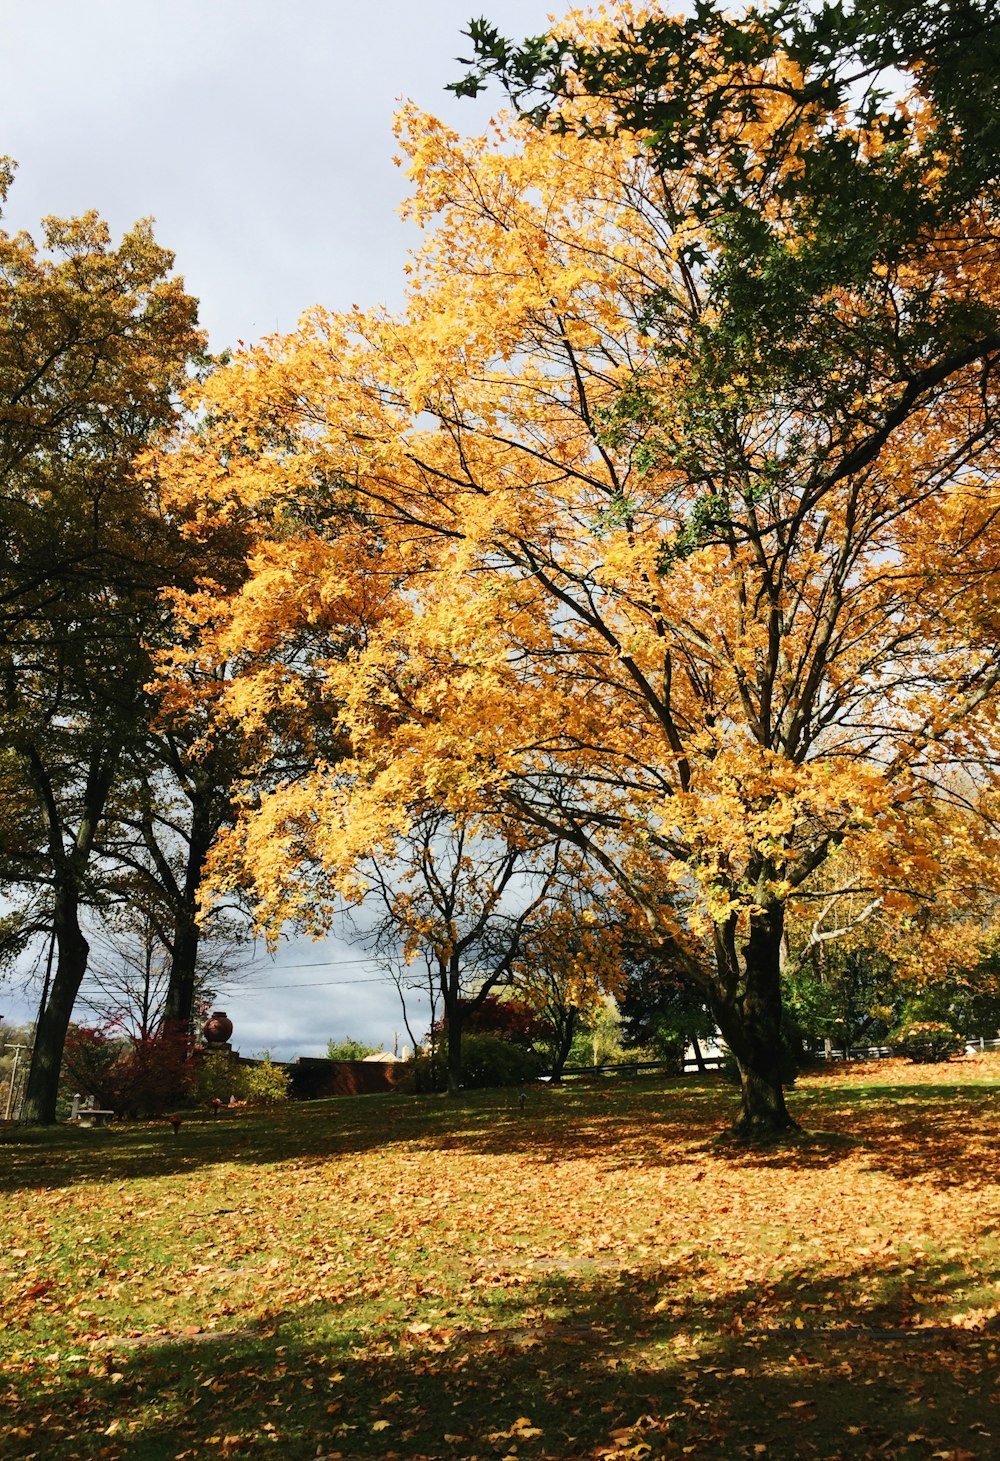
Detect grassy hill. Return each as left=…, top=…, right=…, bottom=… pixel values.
left=3, top=1058, right=1000, bottom=1459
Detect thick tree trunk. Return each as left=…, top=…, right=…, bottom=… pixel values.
left=712, top=905, right=798, bottom=1138
left=21, top=891, right=90, bottom=1125
left=162, top=809, right=214, bottom=1034
left=446, top=1011, right=463, bottom=1096
left=20, top=742, right=119, bottom=1126
left=732, top=1050, right=796, bottom=1133
left=547, top=1006, right=578, bottom=1083
left=162, top=918, right=201, bottom=1032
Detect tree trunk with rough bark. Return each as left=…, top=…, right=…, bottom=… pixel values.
left=161, top=798, right=218, bottom=1035
left=711, top=904, right=798, bottom=1138
left=546, top=1005, right=578, bottom=1083
left=19, top=743, right=120, bottom=1125
left=446, top=999, right=463, bottom=1096
left=20, top=888, right=90, bottom=1125
left=162, top=917, right=201, bottom=1033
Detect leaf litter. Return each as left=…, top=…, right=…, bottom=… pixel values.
left=1, top=1059, right=1000, bottom=1458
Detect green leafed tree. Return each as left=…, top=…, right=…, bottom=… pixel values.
left=326, top=1037, right=379, bottom=1061
left=618, top=950, right=716, bottom=1074
left=0, top=164, right=203, bottom=1123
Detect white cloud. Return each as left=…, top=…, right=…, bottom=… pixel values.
left=212, top=932, right=434, bottom=1058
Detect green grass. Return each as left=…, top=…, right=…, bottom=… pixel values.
left=2, top=1061, right=1000, bottom=1459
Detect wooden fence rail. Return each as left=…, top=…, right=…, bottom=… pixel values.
left=552, top=1036, right=1000, bottom=1082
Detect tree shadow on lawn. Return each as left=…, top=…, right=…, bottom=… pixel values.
left=5, top=1251, right=998, bottom=1460
left=755, top=1080, right=1000, bottom=1190
left=0, top=1095, right=487, bottom=1194
left=0, top=1082, right=737, bottom=1194
left=1, top=1076, right=996, bottom=1197
left=400, top=1080, right=1000, bottom=1196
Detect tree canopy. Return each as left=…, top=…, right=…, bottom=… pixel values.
left=156, top=0, right=1000, bottom=1134
left=5, top=4, right=998, bottom=1130
left=0, top=163, right=205, bottom=1122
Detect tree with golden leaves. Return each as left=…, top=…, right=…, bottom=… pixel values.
left=512, top=889, right=625, bottom=1081
left=161, top=3, right=1000, bottom=1135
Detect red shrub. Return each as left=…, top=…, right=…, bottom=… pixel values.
left=433, top=994, right=547, bottom=1047
left=63, top=1022, right=196, bottom=1117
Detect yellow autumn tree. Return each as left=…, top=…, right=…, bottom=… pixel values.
left=512, top=888, right=626, bottom=1081
left=159, top=3, right=1000, bottom=1135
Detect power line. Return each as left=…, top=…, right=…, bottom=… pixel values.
left=229, top=975, right=409, bottom=996
left=241, top=955, right=382, bottom=971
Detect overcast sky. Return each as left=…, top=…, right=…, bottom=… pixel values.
left=0, top=0, right=560, bottom=1058
left=0, top=0, right=557, bottom=350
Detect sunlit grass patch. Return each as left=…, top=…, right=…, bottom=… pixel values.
left=3, top=1066, right=1000, bottom=1457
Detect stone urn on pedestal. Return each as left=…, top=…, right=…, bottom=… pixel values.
left=202, top=1010, right=234, bottom=1051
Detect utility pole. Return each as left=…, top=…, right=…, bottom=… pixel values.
left=4, top=1043, right=31, bottom=1122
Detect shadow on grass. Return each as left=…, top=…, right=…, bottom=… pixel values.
left=787, top=1078, right=1000, bottom=1190
left=6, top=1249, right=998, bottom=1460
left=1, top=1071, right=997, bottom=1196
left=0, top=1081, right=737, bottom=1194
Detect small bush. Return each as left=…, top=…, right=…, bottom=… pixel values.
left=242, top=1059, right=291, bottom=1105
left=193, top=1052, right=291, bottom=1105
left=890, top=1020, right=964, bottom=1063
left=193, top=1051, right=244, bottom=1105
left=414, top=1032, right=543, bottom=1090
left=326, top=1037, right=379, bottom=1061
left=62, top=1024, right=195, bottom=1117
left=62, top=1026, right=122, bottom=1109
left=460, top=1033, right=543, bottom=1087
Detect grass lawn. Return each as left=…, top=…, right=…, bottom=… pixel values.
left=2, top=1057, right=1000, bottom=1460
